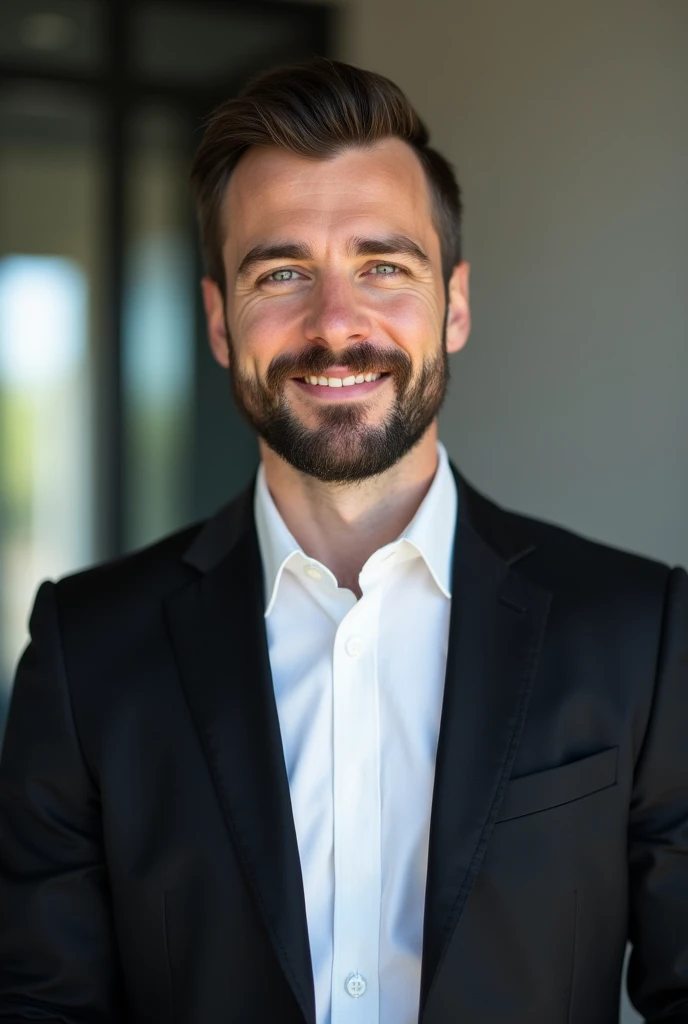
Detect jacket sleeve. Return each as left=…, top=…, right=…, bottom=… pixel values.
left=627, top=567, right=688, bottom=1023
left=0, top=581, right=124, bottom=1022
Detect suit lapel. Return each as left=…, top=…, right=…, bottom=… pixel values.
left=164, top=489, right=315, bottom=1024
left=419, top=470, right=552, bottom=1019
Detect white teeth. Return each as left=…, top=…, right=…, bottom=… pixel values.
left=302, top=372, right=382, bottom=386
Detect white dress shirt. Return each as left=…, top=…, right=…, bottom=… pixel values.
left=254, top=441, right=458, bottom=1024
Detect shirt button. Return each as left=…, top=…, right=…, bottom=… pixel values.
left=303, top=564, right=322, bottom=580
left=344, top=635, right=364, bottom=658
left=345, top=972, right=367, bottom=998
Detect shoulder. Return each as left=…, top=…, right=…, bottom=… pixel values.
left=513, top=506, right=673, bottom=596
left=458, top=472, right=677, bottom=607
left=468, top=488, right=687, bottom=695
left=513, top=504, right=670, bottom=577
left=53, top=520, right=204, bottom=619
left=44, top=478, right=256, bottom=644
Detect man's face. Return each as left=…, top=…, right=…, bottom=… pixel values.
left=203, top=138, right=470, bottom=482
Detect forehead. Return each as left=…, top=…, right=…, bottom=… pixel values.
left=222, top=138, right=439, bottom=261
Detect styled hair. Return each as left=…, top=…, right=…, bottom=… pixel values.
left=190, top=58, right=462, bottom=291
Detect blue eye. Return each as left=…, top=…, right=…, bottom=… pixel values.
left=268, top=269, right=301, bottom=282
left=369, top=264, right=399, bottom=275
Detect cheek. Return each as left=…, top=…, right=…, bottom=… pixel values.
left=233, top=299, right=304, bottom=367
left=377, top=290, right=443, bottom=342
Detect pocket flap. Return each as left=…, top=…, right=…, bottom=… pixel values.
left=497, top=746, right=619, bottom=823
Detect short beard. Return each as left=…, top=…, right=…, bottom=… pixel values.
left=226, top=323, right=450, bottom=484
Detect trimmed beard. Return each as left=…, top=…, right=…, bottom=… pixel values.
left=225, top=316, right=450, bottom=484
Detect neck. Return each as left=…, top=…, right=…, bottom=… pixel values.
left=258, top=425, right=440, bottom=598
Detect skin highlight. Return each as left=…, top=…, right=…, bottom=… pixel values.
left=202, top=138, right=471, bottom=596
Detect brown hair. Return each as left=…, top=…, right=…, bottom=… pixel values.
left=190, top=57, right=462, bottom=292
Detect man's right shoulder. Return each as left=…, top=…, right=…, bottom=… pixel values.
left=28, top=480, right=256, bottom=663
left=43, top=517, right=213, bottom=646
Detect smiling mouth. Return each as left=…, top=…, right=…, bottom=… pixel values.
left=291, top=371, right=390, bottom=398
left=299, top=372, right=387, bottom=388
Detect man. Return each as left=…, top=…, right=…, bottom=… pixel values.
left=0, top=57, right=686, bottom=1024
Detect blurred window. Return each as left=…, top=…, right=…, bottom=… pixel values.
left=123, top=105, right=195, bottom=551
left=0, top=256, right=93, bottom=696
left=0, top=0, right=104, bottom=74
left=0, top=87, right=101, bottom=720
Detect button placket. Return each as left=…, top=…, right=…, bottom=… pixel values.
left=331, top=589, right=382, bottom=1023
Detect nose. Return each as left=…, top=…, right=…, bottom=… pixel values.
left=302, top=274, right=373, bottom=350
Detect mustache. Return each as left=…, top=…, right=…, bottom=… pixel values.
left=265, top=341, right=412, bottom=391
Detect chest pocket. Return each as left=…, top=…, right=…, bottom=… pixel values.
left=497, top=747, right=619, bottom=823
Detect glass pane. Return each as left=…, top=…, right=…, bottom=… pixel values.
left=123, top=104, right=195, bottom=552
left=0, top=84, right=102, bottom=734
left=132, top=2, right=313, bottom=88
left=0, top=0, right=104, bottom=74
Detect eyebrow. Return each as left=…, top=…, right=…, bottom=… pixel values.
left=347, top=234, right=431, bottom=268
left=236, top=242, right=313, bottom=280
left=235, top=233, right=431, bottom=280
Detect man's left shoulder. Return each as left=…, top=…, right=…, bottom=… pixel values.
left=498, top=498, right=679, bottom=608
left=455, top=469, right=680, bottom=607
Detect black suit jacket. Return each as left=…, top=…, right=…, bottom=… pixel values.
left=1, top=466, right=687, bottom=1024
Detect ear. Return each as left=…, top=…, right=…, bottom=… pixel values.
left=445, top=261, right=471, bottom=355
left=201, top=277, right=230, bottom=368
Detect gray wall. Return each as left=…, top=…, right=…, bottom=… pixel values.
left=341, top=0, right=688, bottom=571
left=340, top=2, right=688, bottom=1021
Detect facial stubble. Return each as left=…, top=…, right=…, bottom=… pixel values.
left=224, top=314, right=450, bottom=483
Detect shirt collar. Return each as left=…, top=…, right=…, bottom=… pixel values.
left=396, top=439, right=457, bottom=598
left=254, top=440, right=458, bottom=616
